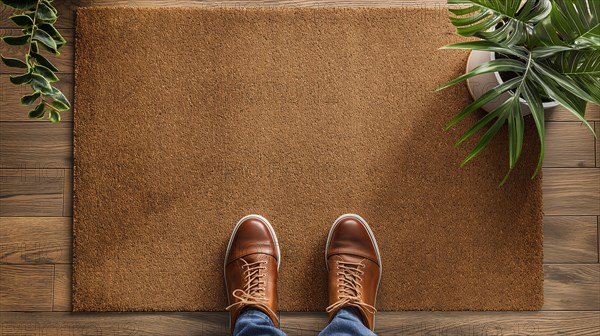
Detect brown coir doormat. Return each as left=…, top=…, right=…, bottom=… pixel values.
left=73, top=7, right=543, bottom=312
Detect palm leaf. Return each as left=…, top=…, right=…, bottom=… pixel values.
left=554, top=50, right=600, bottom=102
left=437, top=58, right=526, bottom=91
left=445, top=76, right=521, bottom=130
left=447, top=0, right=552, bottom=45
left=521, top=78, right=545, bottom=177
left=533, top=0, right=600, bottom=47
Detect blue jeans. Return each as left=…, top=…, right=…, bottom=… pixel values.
left=233, top=307, right=376, bottom=336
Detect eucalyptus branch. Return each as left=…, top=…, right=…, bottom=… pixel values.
left=1, top=0, right=70, bottom=122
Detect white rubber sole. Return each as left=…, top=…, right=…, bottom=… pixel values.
left=224, top=214, right=281, bottom=272
left=325, top=213, right=382, bottom=330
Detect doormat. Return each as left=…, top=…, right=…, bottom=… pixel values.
left=73, top=7, right=543, bottom=311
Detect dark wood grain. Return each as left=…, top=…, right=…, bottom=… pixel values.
left=0, top=311, right=598, bottom=335
left=0, top=265, right=54, bottom=311
left=0, top=217, right=71, bottom=264
left=0, top=169, right=64, bottom=217
left=53, top=264, right=71, bottom=312
left=283, top=311, right=600, bottom=336
left=544, top=216, right=599, bottom=263
left=0, top=122, right=72, bottom=169
left=543, top=168, right=600, bottom=216
left=63, top=169, right=73, bottom=216
left=543, top=264, right=600, bottom=311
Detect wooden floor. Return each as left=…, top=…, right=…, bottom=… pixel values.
left=1, top=1, right=599, bottom=335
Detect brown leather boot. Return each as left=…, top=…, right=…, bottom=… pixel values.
left=325, top=214, right=382, bottom=330
left=224, top=214, right=280, bottom=330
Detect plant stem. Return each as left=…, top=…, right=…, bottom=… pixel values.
left=26, top=0, right=42, bottom=59
left=26, top=0, right=49, bottom=109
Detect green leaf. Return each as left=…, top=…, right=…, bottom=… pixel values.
left=2, top=35, right=29, bottom=45
left=48, top=110, right=60, bottom=123
left=48, top=86, right=70, bottom=108
left=30, top=52, right=59, bottom=72
left=445, top=77, right=521, bottom=130
left=437, top=58, right=525, bottom=91
left=9, top=14, right=34, bottom=27
left=553, top=49, right=600, bottom=103
left=31, top=40, right=39, bottom=53
left=33, top=29, right=58, bottom=53
left=31, top=73, right=52, bottom=93
left=530, top=46, right=574, bottom=58
left=51, top=100, right=68, bottom=111
left=33, top=65, right=58, bottom=82
left=461, top=103, right=510, bottom=167
left=36, top=2, right=57, bottom=22
left=42, top=0, right=58, bottom=14
left=39, top=24, right=66, bottom=48
left=28, top=102, right=45, bottom=119
left=521, top=79, right=545, bottom=178
left=440, top=40, right=528, bottom=59
left=506, top=89, right=524, bottom=169
left=552, top=0, right=600, bottom=47
left=446, top=0, right=552, bottom=45
left=1, top=55, right=27, bottom=68
left=21, top=91, right=41, bottom=106
left=9, top=72, right=32, bottom=85
left=532, top=59, right=600, bottom=105
left=455, top=100, right=506, bottom=147
left=530, top=69, right=594, bottom=134
left=0, top=0, right=38, bottom=10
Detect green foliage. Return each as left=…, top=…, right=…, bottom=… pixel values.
left=0, top=0, right=69, bottom=122
left=441, top=0, right=600, bottom=185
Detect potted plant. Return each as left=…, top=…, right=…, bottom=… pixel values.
left=438, top=0, right=599, bottom=184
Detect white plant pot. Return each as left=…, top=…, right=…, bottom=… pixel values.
left=465, top=50, right=559, bottom=115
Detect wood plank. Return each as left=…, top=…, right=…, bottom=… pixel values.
left=0, top=29, right=74, bottom=74
left=0, top=122, right=73, bottom=169
left=0, top=73, right=74, bottom=121
left=543, top=168, right=600, bottom=216
left=0, top=312, right=598, bottom=335
left=63, top=168, right=73, bottom=217
left=546, top=104, right=600, bottom=122
left=544, top=216, right=598, bottom=263
left=0, top=217, right=71, bottom=264
left=0, top=1, right=77, bottom=29
left=544, top=122, right=596, bottom=168
left=0, top=169, right=64, bottom=217
left=594, top=121, right=600, bottom=168
left=0, top=265, right=54, bottom=311
left=543, top=264, right=600, bottom=311
left=283, top=312, right=600, bottom=335
left=53, top=264, right=71, bottom=312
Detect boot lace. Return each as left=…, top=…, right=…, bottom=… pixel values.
left=326, top=260, right=376, bottom=316
left=226, top=259, right=276, bottom=318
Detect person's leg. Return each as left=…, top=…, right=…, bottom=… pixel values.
left=318, top=307, right=376, bottom=336
left=224, top=214, right=284, bottom=336
left=322, top=214, right=382, bottom=335
left=233, top=308, right=286, bottom=336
